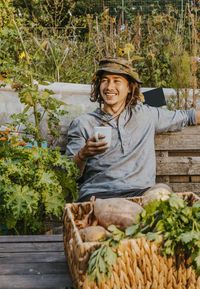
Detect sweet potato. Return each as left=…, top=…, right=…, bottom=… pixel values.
left=94, top=198, right=143, bottom=230
left=79, top=226, right=109, bottom=242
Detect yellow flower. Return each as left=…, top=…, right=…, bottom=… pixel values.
left=19, top=51, right=31, bottom=63
left=33, top=17, right=37, bottom=23
left=118, top=48, right=125, bottom=56
left=124, top=43, right=135, bottom=54
left=0, top=71, right=8, bottom=81
left=19, top=51, right=26, bottom=59
left=112, top=18, right=115, bottom=24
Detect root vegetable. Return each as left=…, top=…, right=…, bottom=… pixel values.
left=79, top=226, right=109, bottom=242
left=94, top=198, right=143, bottom=230
left=143, top=187, right=171, bottom=207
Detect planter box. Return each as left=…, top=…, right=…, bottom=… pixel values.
left=63, top=193, right=200, bottom=289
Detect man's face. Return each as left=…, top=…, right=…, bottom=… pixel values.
left=100, top=73, right=131, bottom=109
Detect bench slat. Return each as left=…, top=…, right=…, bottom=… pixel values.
left=0, top=242, right=63, bottom=253
left=156, top=156, right=200, bottom=175
left=0, top=263, right=68, bottom=275
left=0, top=251, right=66, bottom=264
left=0, top=235, right=63, bottom=243
left=155, top=135, right=200, bottom=151
left=0, top=275, right=73, bottom=289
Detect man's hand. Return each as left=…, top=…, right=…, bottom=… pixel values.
left=79, top=135, right=109, bottom=160
left=72, top=135, right=109, bottom=176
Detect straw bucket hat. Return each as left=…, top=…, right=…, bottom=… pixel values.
left=95, top=57, right=143, bottom=84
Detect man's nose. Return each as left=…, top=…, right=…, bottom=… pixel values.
left=106, top=80, right=115, bottom=90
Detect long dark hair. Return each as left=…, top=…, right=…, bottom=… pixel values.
left=90, top=72, right=141, bottom=109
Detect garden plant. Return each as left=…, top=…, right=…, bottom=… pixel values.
left=0, top=0, right=79, bottom=235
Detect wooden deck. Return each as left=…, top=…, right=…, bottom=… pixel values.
left=0, top=235, right=73, bottom=289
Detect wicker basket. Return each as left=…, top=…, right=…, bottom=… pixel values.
left=63, top=193, right=200, bottom=289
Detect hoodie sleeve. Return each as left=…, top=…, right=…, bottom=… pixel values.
left=148, top=106, right=197, bottom=133
left=66, top=118, right=87, bottom=158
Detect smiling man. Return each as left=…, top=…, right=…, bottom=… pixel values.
left=66, top=57, right=200, bottom=202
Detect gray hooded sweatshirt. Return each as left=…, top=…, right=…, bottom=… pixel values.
left=66, top=103, right=196, bottom=200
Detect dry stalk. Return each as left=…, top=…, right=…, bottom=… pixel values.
left=191, top=7, right=198, bottom=108
left=134, top=14, right=141, bottom=51
left=147, top=19, right=155, bottom=44
left=117, top=11, right=122, bottom=34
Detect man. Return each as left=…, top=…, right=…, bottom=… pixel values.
left=66, top=57, right=200, bottom=202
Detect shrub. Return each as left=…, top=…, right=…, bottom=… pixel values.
left=0, top=145, right=79, bottom=235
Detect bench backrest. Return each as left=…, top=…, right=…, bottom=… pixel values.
left=155, top=126, right=200, bottom=193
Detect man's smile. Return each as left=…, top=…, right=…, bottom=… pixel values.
left=105, top=92, right=117, bottom=98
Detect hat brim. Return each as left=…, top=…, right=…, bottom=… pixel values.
left=96, top=68, right=143, bottom=84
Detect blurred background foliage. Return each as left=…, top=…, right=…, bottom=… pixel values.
left=0, top=0, right=200, bottom=108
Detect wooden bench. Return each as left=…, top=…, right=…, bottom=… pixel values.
left=0, top=235, right=73, bottom=289
left=155, top=125, right=200, bottom=194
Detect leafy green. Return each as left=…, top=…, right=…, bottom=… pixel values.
left=87, top=194, right=200, bottom=283
left=87, top=225, right=124, bottom=283
left=131, top=194, right=200, bottom=276
left=0, top=146, right=79, bottom=234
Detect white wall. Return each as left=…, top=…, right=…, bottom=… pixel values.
left=1, top=82, right=199, bottom=132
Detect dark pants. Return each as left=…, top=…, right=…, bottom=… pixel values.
left=78, top=188, right=149, bottom=202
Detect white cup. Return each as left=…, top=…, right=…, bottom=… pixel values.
left=94, top=126, right=112, bottom=147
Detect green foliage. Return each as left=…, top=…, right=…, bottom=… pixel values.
left=87, top=225, right=125, bottom=284
left=10, top=84, right=68, bottom=145
left=128, top=194, right=200, bottom=276
left=0, top=146, right=79, bottom=235
left=87, top=194, right=200, bottom=283
left=1, top=1, right=199, bottom=110
left=1, top=0, right=69, bottom=146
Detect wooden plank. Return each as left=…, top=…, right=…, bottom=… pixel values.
left=156, top=126, right=200, bottom=136
left=0, top=274, right=73, bottom=289
left=0, top=263, right=69, bottom=275
left=169, top=151, right=200, bottom=157
left=0, top=234, right=63, bottom=243
left=191, top=176, right=200, bottom=183
left=156, top=157, right=200, bottom=175
left=0, top=242, right=63, bottom=253
left=0, top=252, right=66, bottom=264
left=169, top=176, right=190, bottom=183
left=155, top=134, right=200, bottom=150
left=156, top=175, right=170, bottom=183
left=0, top=234, right=74, bottom=289
left=155, top=151, right=168, bottom=158
left=170, top=183, right=200, bottom=193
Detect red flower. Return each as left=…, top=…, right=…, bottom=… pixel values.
left=19, top=142, right=27, bottom=146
